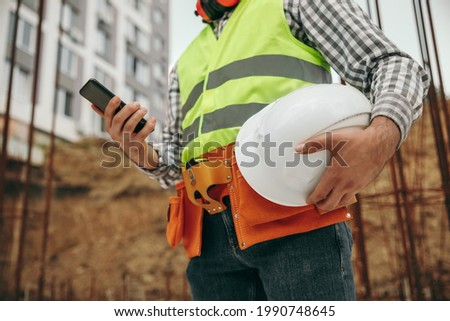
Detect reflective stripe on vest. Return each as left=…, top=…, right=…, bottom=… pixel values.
left=177, top=0, right=331, bottom=163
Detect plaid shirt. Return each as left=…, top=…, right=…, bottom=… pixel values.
left=142, top=0, right=430, bottom=188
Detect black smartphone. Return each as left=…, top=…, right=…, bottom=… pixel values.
left=79, top=78, right=146, bottom=133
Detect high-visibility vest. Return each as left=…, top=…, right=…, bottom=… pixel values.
left=178, top=0, right=332, bottom=163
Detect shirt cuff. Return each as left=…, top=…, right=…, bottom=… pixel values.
left=134, top=142, right=166, bottom=176
left=370, top=92, right=414, bottom=146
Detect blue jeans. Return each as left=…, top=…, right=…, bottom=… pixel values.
left=186, top=198, right=356, bottom=300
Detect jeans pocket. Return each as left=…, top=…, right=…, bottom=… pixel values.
left=343, top=222, right=354, bottom=249
left=333, top=222, right=354, bottom=267
left=333, top=222, right=356, bottom=299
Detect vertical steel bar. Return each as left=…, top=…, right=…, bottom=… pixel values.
left=67, top=278, right=74, bottom=300
left=426, top=0, right=450, bottom=300
left=395, top=152, right=424, bottom=300
left=89, top=273, right=96, bottom=300
left=50, top=276, right=55, bottom=300
left=0, top=0, right=22, bottom=214
left=0, top=0, right=23, bottom=299
left=351, top=198, right=371, bottom=299
left=412, top=0, right=450, bottom=226
left=11, top=0, right=45, bottom=300
left=425, top=0, right=450, bottom=148
left=374, top=0, right=383, bottom=29
left=373, top=0, right=411, bottom=300
left=437, top=208, right=448, bottom=299
left=34, top=0, right=48, bottom=300
left=122, top=272, right=129, bottom=301
left=365, top=0, right=373, bottom=20
left=389, top=159, right=414, bottom=298
left=35, top=0, right=65, bottom=301
left=419, top=210, right=438, bottom=300
left=379, top=208, right=404, bottom=300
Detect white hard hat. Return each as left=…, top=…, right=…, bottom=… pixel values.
left=235, top=84, right=372, bottom=206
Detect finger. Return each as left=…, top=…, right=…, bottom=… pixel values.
left=110, top=102, right=141, bottom=136
left=296, top=131, right=345, bottom=154
left=316, top=188, right=343, bottom=213
left=91, top=104, right=104, bottom=117
left=295, top=132, right=328, bottom=154
left=306, top=169, right=334, bottom=205
left=123, top=107, right=148, bottom=134
left=339, top=193, right=356, bottom=206
left=134, top=117, right=157, bottom=141
left=104, top=96, right=121, bottom=131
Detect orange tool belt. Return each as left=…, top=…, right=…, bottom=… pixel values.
left=166, top=144, right=354, bottom=259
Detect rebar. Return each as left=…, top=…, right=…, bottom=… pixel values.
left=412, top=0, right=450, bottom=226
left=396, top=152, right=424, bottom=300
left=12, top=0, right=45, bottom=300
left=0, top=0, right=23, bottom=299
left=351, top=198, right=371, bottom=300
left=425, top=0, right=450, bottom=149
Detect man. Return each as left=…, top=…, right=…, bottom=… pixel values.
left=93, top=0, right=429, bottom=300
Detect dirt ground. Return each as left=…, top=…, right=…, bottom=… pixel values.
left=12, top=139, right=188, bottom=300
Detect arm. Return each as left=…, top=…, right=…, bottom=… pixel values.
left=286, top=0, right=430, bottom=211
left=93, top=65, right=183, bottom=189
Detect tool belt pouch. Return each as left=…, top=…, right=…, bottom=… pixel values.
left=229, top=156, right=352, bottom=249
left=166, top=181, right=204, bottom=258
left=232, top=158, right=316, bottom=226
left=166, top=189, right=184, bottom=248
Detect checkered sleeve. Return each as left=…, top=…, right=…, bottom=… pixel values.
left=137, top=64, right=183, bottom=189
left=287, top=0, right=430, bottom=143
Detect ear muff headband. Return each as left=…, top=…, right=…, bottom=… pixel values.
left=196, top=0, right=240, bottom=22
left=217, top=0, right=240, bottom=5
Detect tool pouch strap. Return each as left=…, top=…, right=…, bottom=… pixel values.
left=181, top=160, right=232, bottom=214
left=181, top=144, right=235, bottom=213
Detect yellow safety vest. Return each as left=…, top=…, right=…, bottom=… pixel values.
left=178, top=0, right=331, bottom=163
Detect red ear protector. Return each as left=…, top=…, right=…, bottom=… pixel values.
left=195, top=0, right=240, bottom=22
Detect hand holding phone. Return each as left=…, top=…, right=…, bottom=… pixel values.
left=79, top=78, right=147, bottom=133
left=79, top=78, right=159, bottom=169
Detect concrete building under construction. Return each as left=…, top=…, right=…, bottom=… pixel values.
left=0, top=0, right=169, bottom=165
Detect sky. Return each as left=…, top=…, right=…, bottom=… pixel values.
left=169, top=0, right=450, bottom=96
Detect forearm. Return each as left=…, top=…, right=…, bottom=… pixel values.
left=123, top=140, right=160, bottom=170
left=367, top=115, right=401, bottom=158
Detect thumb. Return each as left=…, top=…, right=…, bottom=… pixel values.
left=295, top=132, right=330, bottom=154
